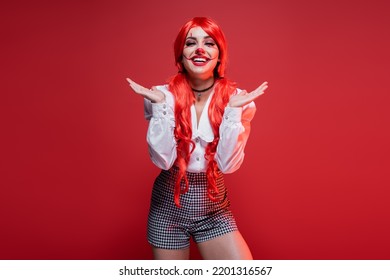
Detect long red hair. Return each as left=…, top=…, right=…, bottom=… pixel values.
left=168, top=17, right=237, bottom=207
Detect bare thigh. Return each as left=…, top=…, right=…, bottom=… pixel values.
left=197, top=231, right=253, bottom=260
left=151, top=246, right=190, bottom=260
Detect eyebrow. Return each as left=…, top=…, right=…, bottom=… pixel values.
left=185, top=36, right=214, bottom=40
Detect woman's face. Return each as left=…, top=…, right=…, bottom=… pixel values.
left=182, top=26, right=219, bottom=79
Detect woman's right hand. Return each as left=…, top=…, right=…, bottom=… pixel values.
left=126, top=78, right=165, bottom=103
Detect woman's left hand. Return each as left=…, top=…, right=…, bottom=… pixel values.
left=229, top=81, right=268, bottom=107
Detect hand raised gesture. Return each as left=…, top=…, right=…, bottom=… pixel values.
left=229, top=81, right=268, bottom=108
left=126, top=78, right=165, bottom=103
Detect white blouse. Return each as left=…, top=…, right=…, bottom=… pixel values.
left=144, top=85, right=256, bottom=174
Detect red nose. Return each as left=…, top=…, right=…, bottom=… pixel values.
left=195, top=48, right=205, bottom=54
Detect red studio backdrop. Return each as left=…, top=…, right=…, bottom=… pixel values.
left=1, top=0, right=389, bottom=260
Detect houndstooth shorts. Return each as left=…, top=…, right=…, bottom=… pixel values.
left=147, top=166, right=238, bottom=250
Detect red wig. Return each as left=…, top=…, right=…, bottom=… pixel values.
left=168, top=17, right=237, bottom=207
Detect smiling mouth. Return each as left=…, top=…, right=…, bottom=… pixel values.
left=192, top=57, right=208, bottom=62
left=190, top=56, right=210, bottom=66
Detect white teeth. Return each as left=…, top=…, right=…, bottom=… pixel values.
left=193, top=58, right=206, bottom=62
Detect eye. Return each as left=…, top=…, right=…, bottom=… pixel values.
left=185, top=41, right=196, bottom=47
left=205, top=41, right=216, bottom=47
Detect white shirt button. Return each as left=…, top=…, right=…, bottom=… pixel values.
left=196, top=156, right=200, bottom=161
left=163, top=111, right=166, bottom=115
left=195, top=138, right=199, bottom=143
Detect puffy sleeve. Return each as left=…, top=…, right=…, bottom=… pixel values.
left=144, top=85, right=177, bottom=170
left=215, top=90, right=256, bottom=173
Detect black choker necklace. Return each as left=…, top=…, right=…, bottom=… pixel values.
left=191, top=81, right=215, bottom=93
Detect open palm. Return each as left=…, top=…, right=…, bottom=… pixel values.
left=126, top=78, right=165, bottom=103
left=229, top=81, right=268, bottom=107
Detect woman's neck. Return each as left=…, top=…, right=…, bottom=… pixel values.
left=189, top=76, right=215, bottom=102
left=189, top=76, right=214, bottom=90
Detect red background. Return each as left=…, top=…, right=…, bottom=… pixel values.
left=1, top=0, right=389, bottom=260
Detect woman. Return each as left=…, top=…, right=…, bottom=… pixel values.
left=126, top=17, right=268, bottom=260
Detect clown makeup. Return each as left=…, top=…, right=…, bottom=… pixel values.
left=182, top=26, right=219, bottom=80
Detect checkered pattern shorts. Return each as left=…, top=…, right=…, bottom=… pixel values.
left=147, top=166, right=238, bottom=250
